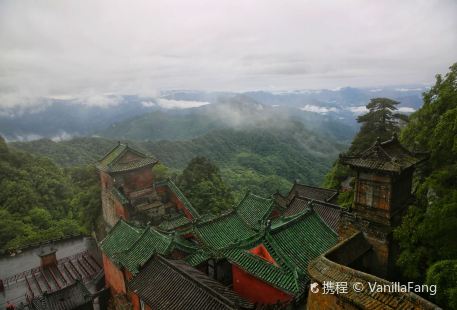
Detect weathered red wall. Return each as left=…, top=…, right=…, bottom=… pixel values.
left=100, top=171, right=113, bottom=191
left=114, top=199, right=128, bottom=220
left=155, top=184, right=194, bottom=220
left=122, top=167, right=154, bottom=194
left=232, top=265, right=293, bottom=304
left=102, top=254, right=127, bottom=295
left=170, top=194, right=193, bottom=219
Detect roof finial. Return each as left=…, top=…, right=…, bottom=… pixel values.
left=118, top=141, right=121, bottom=145
left=375, top=136, right=381, bottom=145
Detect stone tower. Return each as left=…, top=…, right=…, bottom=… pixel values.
left=96, top=142, right=158, bottom=227
left=338, top=134, right=427, bottom=278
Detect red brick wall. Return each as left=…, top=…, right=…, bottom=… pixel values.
left=122, top=167, right=154, bottom=194
left=170, top=194, right=193, bottom=219
left=102, top=254, right=127, bottom=295
left=100, top=171, right=113, bottom=191
left=114, top=199, right=128, bottom=220
left=232, top=265, right=293, bottom=304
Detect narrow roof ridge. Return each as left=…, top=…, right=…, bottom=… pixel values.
left=98, top=143, right=126, bottom=163
left=166, top=179, right=201, bottom=218
left=195, top=209, right=237, bottom=226
left=270, top=208, right=313, bottom=232
left=295, top=196, right=342, bottom=209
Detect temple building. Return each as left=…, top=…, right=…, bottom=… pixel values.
left=96, top=142, right=200, bottom=230
left=307, top=135, right=438, bottom=309
left=96, top=139, right=439, bottom=309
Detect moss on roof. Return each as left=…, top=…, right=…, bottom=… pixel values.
left=96, top=143, right=157, bottom=173
left=157, top=215, right=191, bottom=231
left=195, top=210, right=259, bottom=250
left=100, top=219, right=195, bottom=274
left=268, top=211, right=338, bottom=276
left=99, top=219, right=143, bottom=259
left=340, top=135, right=428, bottom=173
left=113, top=227, right=174, bottom=274
left=235, top=192, right=274, bottom=230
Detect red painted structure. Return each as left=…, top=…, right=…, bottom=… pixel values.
left=249, top=244, right=278, bottom=266
left=102, top=254, right=127, bottom=295
left=232, top=265, right=293, bottom=304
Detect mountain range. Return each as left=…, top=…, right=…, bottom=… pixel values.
left=0, top=86, right=424, bottom=142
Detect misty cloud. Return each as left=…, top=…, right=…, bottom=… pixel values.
left=398, top=107, right=416, bottom=113
left=348, top=106, right=369, bottom=114
left=1, top=0, right=456, bottom=108
left=300, top=105, right=338, bottom=114
left=156, top=99, right=211, bottom=109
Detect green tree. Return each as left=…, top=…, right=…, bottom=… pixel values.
left=152, top=163, right=172, bottom=181
left=350, top=97, right=406, bottom=153
left=0, top=139, right=96, bottom=251
left=426, top=260, right=457, bottom=309
left=177, top=157, right=234, bottom=214
left=394, top=63, right=457, bottom=309
left=324, top=97, right=406, bottom=190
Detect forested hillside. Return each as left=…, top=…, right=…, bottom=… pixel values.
left=12, top=121, right=345, bottom=199
left=0, top=137, right=100, bottom=252
left=322, top=63, right=457, bottom=309
left=394, top=63, right=457, bottom=309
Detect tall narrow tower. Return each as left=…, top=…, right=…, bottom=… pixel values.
left=96, top=142, right=158, bottom=227
left=339, top=134, right=427, bottom=278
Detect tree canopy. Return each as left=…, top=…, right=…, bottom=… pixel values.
left=324, top=97, right=407, bottom=192
left=394, top=63, right=457, bottom=308
left=350, top=97, right=406, bottom=153
left=177, top=156, right=235, bottom=214
left=0, top=138, right=100, bottom=252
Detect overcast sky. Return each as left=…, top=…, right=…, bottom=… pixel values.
left=1, top=0, right=456, bottom=107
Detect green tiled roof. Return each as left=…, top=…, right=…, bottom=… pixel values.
left=157, top=215, right=191, bottom=231
left=195, top=211, right=259, bottom=250
left=100, top=219, right=180, bottom=274
left=114, top=227, right=174, bottom=274
left=96, top=143, right=157, bottom=173
left=235, top=192, right=274, bottom=230
left=100, top=220, right=143, bottom=258
left=185, top=250, right=211, bottom=267
left=211, top=209, right=337, bottom=296
left=172, top=235, right=200, bottom=253
left=99, top=143, right=127, bottom=167
left=166, top=179, right=200, bottom=218
left=267, top=210, right=338, bottom=276
left=340, top=135, right=428, bottom=173
left=223, top=248, right=305, bottom=295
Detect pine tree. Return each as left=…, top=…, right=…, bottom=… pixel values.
left=350, top=97, right=406, bottom=153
